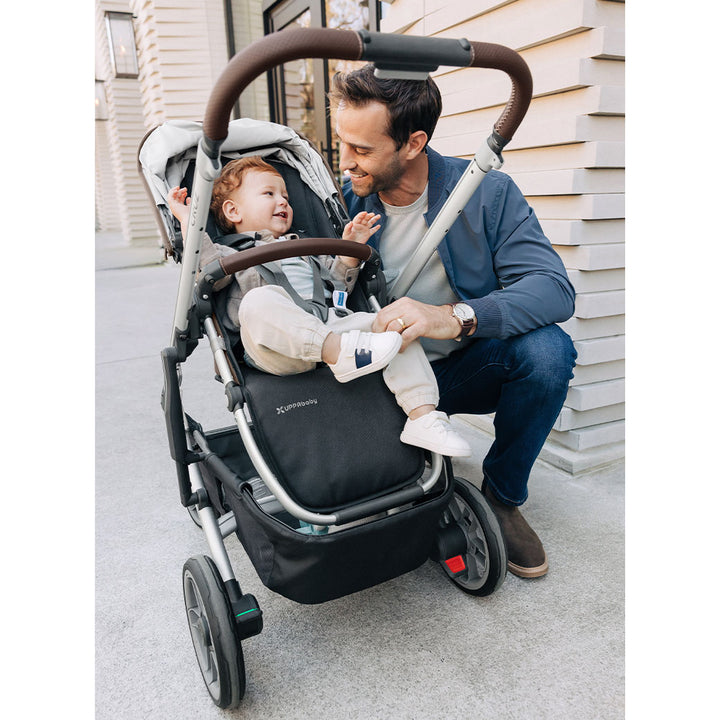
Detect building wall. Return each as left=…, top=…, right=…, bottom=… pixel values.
left=130, top=0, right=229, bottom=125
left=95, top=0, right=164, bottom=255
left=382, top=0, right=626, bottom=473
left=95, top=119, right=122, bottom=231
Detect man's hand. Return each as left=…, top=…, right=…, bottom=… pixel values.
left=372, top=297, right=459, bottom=350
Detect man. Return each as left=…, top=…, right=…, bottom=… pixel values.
left=329, top=64, right=577, bottom=579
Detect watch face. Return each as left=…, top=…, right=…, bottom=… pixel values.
left=454, top=303, right=473, bottom=321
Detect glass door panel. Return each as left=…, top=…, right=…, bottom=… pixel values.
left=324, top=0, right=373, bottom=179
left=279, top=11, right=319, bottom=149
left=264, top=1, right=381, bottom=177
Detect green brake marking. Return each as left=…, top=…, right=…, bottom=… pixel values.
left=236, top=609, right=257, bottom=617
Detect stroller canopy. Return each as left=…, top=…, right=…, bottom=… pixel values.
left=138, top=118, right=349, bottom=253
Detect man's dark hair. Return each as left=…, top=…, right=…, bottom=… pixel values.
left=329, top=63, right=442, bottom=150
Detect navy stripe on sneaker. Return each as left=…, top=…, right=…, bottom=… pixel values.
left=354, top=348, right=372, bottom=368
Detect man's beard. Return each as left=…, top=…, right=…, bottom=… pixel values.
left=352, top=153, right=404, bottom=198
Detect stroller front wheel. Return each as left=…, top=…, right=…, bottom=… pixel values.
left=182, top=555, right=246, bottom=709
left=436, top=476, right=507, bottom=596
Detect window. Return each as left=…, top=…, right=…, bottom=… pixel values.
left=263, top=0, right=384, bottom=178
left=105, top=12, right=139, bottom=78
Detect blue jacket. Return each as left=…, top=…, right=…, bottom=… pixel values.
left=343, top=146, right=575, bottom=339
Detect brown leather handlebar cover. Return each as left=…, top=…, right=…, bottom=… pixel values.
left=468, top=41, right=533, bottom=143
left=204, top=28, right=362, bottom=142
left=203, top=28, right=532, bottom=150
left=217, top=238, right=372, bottom=276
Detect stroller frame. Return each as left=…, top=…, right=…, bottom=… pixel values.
left=141, top=26, right=533, bottom=709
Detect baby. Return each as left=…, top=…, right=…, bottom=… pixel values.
left=168, top=156, right=470, bottom=457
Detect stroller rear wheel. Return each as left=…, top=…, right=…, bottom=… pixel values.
left=182, top=555, right=246, bottom=709
left=437, top=476, right=507, bottom=596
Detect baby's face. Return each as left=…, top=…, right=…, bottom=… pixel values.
left=229, top=170, right=293, bottom=238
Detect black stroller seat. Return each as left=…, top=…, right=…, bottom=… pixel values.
left=240, top=365, right=424, bottom=513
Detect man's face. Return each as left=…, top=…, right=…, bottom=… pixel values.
left=335, top=100, right=406, bottom=198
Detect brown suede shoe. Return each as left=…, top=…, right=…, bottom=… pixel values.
left=481, top=483, right=548, bottom=578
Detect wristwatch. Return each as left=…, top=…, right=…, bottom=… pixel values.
left=450, top=302, right=476, bottom=337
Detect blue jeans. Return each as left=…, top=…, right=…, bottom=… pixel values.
left=431, top=324, right=576, bottom=506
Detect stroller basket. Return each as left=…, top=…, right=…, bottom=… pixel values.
left=195, top=422, right=453, bottom=604
left=228, top=476, right=453, bottom=605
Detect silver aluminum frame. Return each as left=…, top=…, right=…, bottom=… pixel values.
left=389, top=141, right=504, bottom=300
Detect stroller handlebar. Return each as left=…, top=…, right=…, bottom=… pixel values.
left=204, top=28, right=362, bottom=149
left=202, top=28, right=532, bottom=152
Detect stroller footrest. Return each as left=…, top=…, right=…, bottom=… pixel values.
left=334, top=483, right=425, bottom=525
left=230, top=593, right=263, bottom=640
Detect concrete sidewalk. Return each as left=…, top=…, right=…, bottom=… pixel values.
left=95, top=257, right=624, bottom=719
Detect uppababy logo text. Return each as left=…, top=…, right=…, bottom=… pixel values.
left=276, top=398, right=318, bottom=415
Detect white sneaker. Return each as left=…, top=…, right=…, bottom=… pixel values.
left=400, top=410, right=472, bottom=457
left=328, top=329, right=402, bottom=383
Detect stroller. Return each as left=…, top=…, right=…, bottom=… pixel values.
left=138, top=27, right=532, bottom=710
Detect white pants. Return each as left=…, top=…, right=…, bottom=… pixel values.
left=238, top=285, right=439, bottom=415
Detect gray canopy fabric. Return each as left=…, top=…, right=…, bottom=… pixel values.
left=139, top=118, right=341, bottom=210
left=138, top=118, right=347, bottom=250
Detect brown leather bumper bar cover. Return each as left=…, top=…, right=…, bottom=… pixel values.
left=203, top=27, right=532, bottom=149
left=217, top=238, right=372, bottom=276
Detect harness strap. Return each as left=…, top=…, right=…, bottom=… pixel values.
left=308, top=256, right=351, bottom=318
left=255, top=256, right=351, bottom=322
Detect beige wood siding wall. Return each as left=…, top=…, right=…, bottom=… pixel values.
left=130, top=0, right=229, bottom=125
left=382, top=0, right=626, bottom=473
left=95, top=0, right=164, bottom=253
left=95, top=120, right=122, bottom=232
left=129, top=0, right=267, bottom=127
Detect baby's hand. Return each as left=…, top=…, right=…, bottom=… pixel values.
left=342, top=211, right=381, bottom=245
left=167, top=186, right=191, bottom=225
